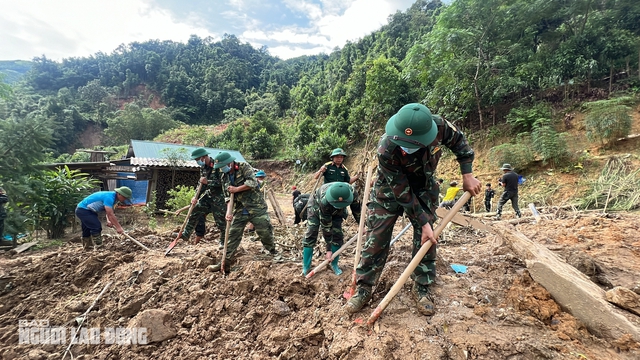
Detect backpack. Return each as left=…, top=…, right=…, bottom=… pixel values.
left=293, top=194, right=310, bottom=221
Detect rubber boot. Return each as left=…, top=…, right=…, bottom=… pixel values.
left=302, top=247, right=313, bottom=276
left=412, top=283, right=435, bottom=316
left=344, top=285, right=372, bottom=314
left=92, top=234, right=103, bottom=248
left=330, top=244, right=342, bottom=275
left=81, top=237, right=91, bottom=250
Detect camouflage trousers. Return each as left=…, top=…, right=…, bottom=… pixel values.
left=496, top=191, right=521, bottom=216
left=224, top=208, right=275, bottom=258
left=302, top=211, right=345, bottom=252
left=182, top=192, right=226, bottom=240
left=356, top=201, right=437, bottom=288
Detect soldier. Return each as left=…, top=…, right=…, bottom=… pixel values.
left=314, top=148, right=359, bottom=185
left=75, top=187, right=133, bottom=250
left=0, top=187, right=8, bottom=240
left=247, top=169, right=267, bottom=232
left=495, top=164, right=521, bottom=219
left=210, top=152, right=278, bottom=272
left=301, top=182, right=355, bottom=276
left=173, top=148, right=227, bottom=247
left=344, top=103, right=482, bottom=316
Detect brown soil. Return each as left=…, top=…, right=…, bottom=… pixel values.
left=1, top=194, right=639, bottom=359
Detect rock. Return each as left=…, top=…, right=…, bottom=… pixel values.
left=196, top=255, right=215, bottom=269
left=606, top=287, right=640, bottom=316
left=128, top=309, right=176, bottom=344
left=272, top=300, right=291, bottom=316
left=65, top=300, right=87, bottom=312
left=27, top=349, right=49, bottom=360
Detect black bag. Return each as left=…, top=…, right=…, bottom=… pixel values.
left=293, top=194, right=310, bottom=221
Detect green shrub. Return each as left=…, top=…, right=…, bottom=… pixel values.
left=488, top=136, right=535, bottom=170
left=166, top=185, right=195, bottom=211
left=584, top=104, right=632, bottom=146
left=531, top=118, right=571, bottom=166
left=506, top=103, right=552, bottom=133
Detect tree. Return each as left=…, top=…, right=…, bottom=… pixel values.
left=28, top=166, right=99, bottom=239
left=105, top=104, right=182, bottom=145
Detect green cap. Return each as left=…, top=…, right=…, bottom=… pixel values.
left=191, top=147, right=209, bottom=159
left=501, top=163, right=513, bottom=171
left=325, top=182, right=353, bottom=209
left=385, top=103, right=437, bottom=148
left=330, top=148, right=347, bottom=158
left=213, top=152, right=236, bottom=169
left=115, top=186, right=132, bottom=199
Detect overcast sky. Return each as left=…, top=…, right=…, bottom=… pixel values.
left=0, top=0, right=417, bottom=61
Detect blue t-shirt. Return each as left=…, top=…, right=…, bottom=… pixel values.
left=77, top=191, right=117, bottom=213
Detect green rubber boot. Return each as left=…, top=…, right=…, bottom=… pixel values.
left=81, top=237, right=92, bottom=250
left=330, top=244, right=343, bottom=275
left=302, top=247, right=313, bottom=276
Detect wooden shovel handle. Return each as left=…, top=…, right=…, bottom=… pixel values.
left=366, top=192, right=472, bottom=327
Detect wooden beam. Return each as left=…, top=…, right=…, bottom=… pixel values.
left=492, top=223, right=640, bottom=342
left=435, top=207, right=490, bottom=231
left=12, top=241, right=38, bottom=254
left=267, top=189, right=286, bottom=226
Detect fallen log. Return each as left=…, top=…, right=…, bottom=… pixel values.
left=492, top=223, right=640, bottom=342
left=12, top=241, right=38, bottom=254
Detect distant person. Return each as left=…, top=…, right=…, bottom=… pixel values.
left=314, top=148, right=359, bottom=185
left=438, top=181, right=461, bottom=209
left=484, top=183, right=495, bottom=212
left=0, top=186, right=8, bottom=241
left=292, top=186, right=302, bottom=224
left=436, top=178, right=444, bottom=202
left=301, top=182, right=355, bottom=276
left=344, top=103, right=482, bottom=316
left=75, top=187, right=132, bottom=250
left=209, top=152, right=278, bottom=272
left=495, top=164, right=521, bottom=220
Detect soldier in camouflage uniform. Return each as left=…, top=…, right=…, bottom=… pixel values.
left=314, top=148, right=359, bottom=185
left=210, top=152, right=277, bottom=272
left=344, top=103, right=482, bottom=316
left=0, top=187, right=8, bottom=240
left=175, top=148, right=227, bottom=246
left=301, top=182, right=355, bottom=276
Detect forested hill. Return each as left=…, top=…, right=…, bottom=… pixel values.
left=1, top=0, right=639, bottom=166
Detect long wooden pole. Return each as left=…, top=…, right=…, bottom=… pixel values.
left=366, top=192, right=471, bottom=326
left=122, top=232, right=151, bottom=252
left=220, top=193, right=235, bottom=275
left=343, top=166, right=374, bottom=300
left=165, top=183, right=203, bottom=256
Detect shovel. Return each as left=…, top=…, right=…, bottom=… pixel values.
left=165, top=183, right=203, bottom=256
left=343, top=166, right=374, bottom=299
left=220, top=193, right=235, bottom=275
left=365, top=191, right=471, bottom=327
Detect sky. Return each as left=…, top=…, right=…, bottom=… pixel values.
left=0, top=0, right=417, bottom=61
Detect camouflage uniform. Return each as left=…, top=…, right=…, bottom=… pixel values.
left=221, top=161, right=276, bottom=258
left=356, top=116, right=475, bottom=288
left=181, top=163, right=226, bottom=242
left=320, top=162, right=362, bottom=222
left=303, top=183, right=356, bottom=251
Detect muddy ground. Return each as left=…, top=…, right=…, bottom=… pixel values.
left=0, top=193, right=639, bottom=360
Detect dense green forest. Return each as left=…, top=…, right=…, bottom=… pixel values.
left=1, top=0, right=640, bottom=239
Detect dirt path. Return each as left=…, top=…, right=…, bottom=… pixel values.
left=0, top=194, right=639, bottom=359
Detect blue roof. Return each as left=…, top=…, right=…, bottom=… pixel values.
left=130, top=140, right=246, bottom=163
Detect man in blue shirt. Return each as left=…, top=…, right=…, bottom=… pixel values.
left=75, top=187, right=132, bottom=250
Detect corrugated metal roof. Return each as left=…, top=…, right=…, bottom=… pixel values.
left=130, top=157, right=199, bottom=168
left=130, top=140, right=246, bottom=163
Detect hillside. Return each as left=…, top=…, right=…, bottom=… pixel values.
left=0, top=60, right=32, bottom=84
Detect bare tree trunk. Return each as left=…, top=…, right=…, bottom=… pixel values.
left=638, top=47, right=640, bottom=81
left=587, top=68, right=591, bottom=93
left=474, top=52, right=483, bottom=130
left=626, top=57, right=630, bottom=77
left=609, top=66, right=613, bottom=96
left=492, top=106, right=496, bottom=126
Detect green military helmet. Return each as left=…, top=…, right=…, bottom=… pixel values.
left=330, top=148, right=347, bottom=158
left=213, top=151, right=236, bottom=169
left=191, top=147, right=209, bottom=159
left=325, top=182, right=353, bottom=209
left=385, top=103, right=437, bottom=149
left=115, top=186, right=133, bottom=199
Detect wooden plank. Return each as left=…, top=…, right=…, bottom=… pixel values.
left=267, top=189, right=286, bottom=226
left=492, top=223, right=640, bottom=342
left=528, top=203, right=542, bottom=223
left=435, top=207, right=490, bottom=231
left=12, top=241, right=38, bottom=254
